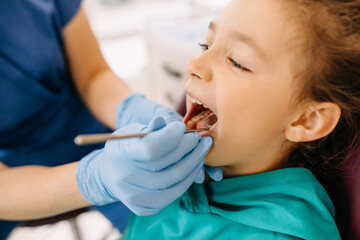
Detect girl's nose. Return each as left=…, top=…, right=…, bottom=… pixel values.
left=186, top=54, right=213, bottom=82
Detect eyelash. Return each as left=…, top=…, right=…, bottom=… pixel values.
left=198, top=42, right=249, bottom=72
left=198, top=42, right=210, bottom=51
left=229, top=58, right=249, bottom=72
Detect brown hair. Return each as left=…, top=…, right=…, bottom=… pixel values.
left=286, top=0, right=360, bottom=182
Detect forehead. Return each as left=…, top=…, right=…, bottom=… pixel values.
left=215, top=0, right=303, bottom=62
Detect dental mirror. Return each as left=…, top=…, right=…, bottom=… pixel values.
left=204, top=113, right=217, bottom=129
left=75, top=113, right=217, bottom=146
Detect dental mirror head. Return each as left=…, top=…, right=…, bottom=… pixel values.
left=205, top=113, right=217, bottom=129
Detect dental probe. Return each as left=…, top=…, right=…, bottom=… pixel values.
left=74, top=128, right=209, bottom=146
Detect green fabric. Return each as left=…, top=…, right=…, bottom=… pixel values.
left=122, top=168, right=340, bottom=240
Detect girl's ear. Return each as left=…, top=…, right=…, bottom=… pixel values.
left=285, top=102, right=341, bottom=142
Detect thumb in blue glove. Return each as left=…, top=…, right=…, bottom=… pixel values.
left=194, top=166, right=223, bottom=183
left=76, top=117, right=213, bottom=216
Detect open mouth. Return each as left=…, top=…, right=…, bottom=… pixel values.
left=183, top=95, right=218, bottom=136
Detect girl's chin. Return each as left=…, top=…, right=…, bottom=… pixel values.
left=204, top=153, right=220, bottom=166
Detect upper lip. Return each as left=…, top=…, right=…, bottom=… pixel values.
left=187, top=92, right=212, bottom=110
left=187, top=94, right=208, bottom=107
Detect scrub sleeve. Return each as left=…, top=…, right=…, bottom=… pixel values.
left=0, top=1, right=129, bottom=238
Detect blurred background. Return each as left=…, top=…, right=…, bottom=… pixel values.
left=6, top=0, right=229, bottom=239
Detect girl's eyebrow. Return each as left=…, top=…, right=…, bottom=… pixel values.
left=208, top=21, right=216, bottom=31
left=208, top=21, right=266, bottom=59
left=230, top=31, right=266, bottom=59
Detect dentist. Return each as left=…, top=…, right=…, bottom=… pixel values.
left=0, top=1, right=218, bottom=238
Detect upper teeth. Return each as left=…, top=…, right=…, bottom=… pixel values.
left=187, top=95, right=208, bottom=108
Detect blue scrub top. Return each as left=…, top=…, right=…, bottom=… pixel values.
left=0, top=0, right=128, bottom=237
left=0, top=0, right=109, bottom=166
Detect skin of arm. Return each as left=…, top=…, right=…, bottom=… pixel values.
left=63, top=7, right=132, bottom=129
left=0, top=161, right=90, bottom=220
left=0, top=7, right=132, bottom=220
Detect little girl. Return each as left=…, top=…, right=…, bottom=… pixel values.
left=122, top=0, right=360, bottom=239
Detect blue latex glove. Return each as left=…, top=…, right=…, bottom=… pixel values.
left=76, top=117, right=213, bottom=216
left=116, top=94, right=223, bottom=182
left=116, top=94, right=183, bottom=129
left=204, top=166, right=223, bottom=181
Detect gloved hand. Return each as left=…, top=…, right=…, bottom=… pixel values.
left=204, top=166, right=223, bottom=181
left=76, top=117, right=213, bottom=216
left=116, top=94, right=183, bottom=129
left=116, top=94, right=223, bottom=182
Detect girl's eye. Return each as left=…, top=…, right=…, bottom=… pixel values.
left=198, top=42, right=210, bottom=51
left=229, top=58, right=249, bottom=72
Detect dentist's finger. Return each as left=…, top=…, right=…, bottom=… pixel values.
left=119, top=121, right=190, bottom=161
left=123, top=137, right=212, bottom=190
left=132, top=132, right=201, bottom=171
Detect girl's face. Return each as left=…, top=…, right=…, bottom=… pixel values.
left=184, top=0, right=304, bottom=177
